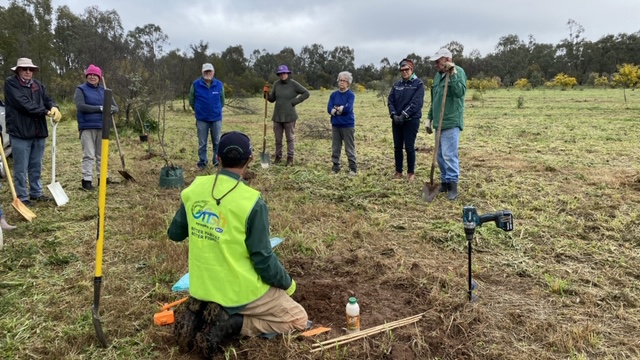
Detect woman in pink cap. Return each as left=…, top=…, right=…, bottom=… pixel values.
left=73, top=64, right=119, bottom=190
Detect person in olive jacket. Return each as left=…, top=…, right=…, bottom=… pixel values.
left=427, top=48, right=467, bottom=200
left=4, top=58, right=62, bottom=206
left=266, top=65, right=309, bottom=166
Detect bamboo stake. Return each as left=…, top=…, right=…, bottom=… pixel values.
left=310, top=317, right=422, bottom=353
left=311, top=312, right=425, bottom=352
left=312, top=313, right=424, bottom=347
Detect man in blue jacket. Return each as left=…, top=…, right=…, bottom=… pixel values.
left=189, top=63, right=225, bottom=170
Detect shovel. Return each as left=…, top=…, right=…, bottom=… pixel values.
left=0, top=138, right=36, bottom=221
left=421, top=72, right=450, bottom=202
left=260, top=84, right=270, bottom=168
left=47, top=117, right=69, bottom=206
left=92, top=88, right=113, bottom=348
left=110, top=116, right=136, bottom=182
left=102, top=77, right=135, bottom=182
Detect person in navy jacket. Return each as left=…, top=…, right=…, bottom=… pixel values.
left=388, top=58, right=424, bottom=181
left=327, top=71, right=357, bottom=175
left=74, top=64, right=119, bottom=190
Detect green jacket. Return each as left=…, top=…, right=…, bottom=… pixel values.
left=167, top=170, right=293, bottom=308
left=267, top=78, right=310, bottom=123
left=428, top=66, right=467, bottom=131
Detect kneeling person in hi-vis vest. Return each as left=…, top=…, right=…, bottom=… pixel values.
left=167, top=131, right=307, bottom=357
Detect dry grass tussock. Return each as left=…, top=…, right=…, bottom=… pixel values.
left=1, top=88, right=639, bottom=359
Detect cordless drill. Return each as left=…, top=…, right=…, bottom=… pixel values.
left=462, top=206, right=514, bottom=301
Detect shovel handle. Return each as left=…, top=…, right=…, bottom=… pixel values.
left=161, top=296, right=188, bottom=311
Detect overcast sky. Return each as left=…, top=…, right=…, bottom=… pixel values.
left=6, top=0, right=640, bottom=66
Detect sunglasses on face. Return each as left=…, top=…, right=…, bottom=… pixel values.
left=400, top=68, right=411, bottom=72
left=18, top=68, right=34, bottom=72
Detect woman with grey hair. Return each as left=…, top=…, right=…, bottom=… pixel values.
left=327, top=71, right=357, bottom=175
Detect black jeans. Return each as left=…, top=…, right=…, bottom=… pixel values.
left=392, top=119, right=420, bottom=174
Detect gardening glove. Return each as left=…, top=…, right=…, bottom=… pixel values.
left=426, top=119, right=433, bottom=134
left=330, top=108, right=337, bottom=116
left=393, top=114, right=404, bottom=126
left=48, top=107, right=62, bottom=122
left=286, top=279, right=297, bottom=296
left=337, top=105, right=344, bottom=114
left=444, top=62, right=457, bottom=75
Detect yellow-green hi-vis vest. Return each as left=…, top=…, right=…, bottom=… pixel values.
left=181, top=174, right=270, bottom=307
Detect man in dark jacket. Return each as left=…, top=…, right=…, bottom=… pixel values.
left=189, top=63, right=225, bottom=170
left=4, top=58, right=62, bottom=206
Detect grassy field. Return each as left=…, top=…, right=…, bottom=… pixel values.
left=1, top=87, right=639, bottom=360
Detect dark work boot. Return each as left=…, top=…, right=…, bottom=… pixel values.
left=82, top=180, right=95, bottom=191
left=173, top=297, right=207, bottom=353
left=274, top=156, right=282, bottom=165
left=195, top=303, right=242, bottom=358
left=286, top=156, right=294, bottom=166
left=447, top=182, right=458, bottom=200
left=438, top=182, right=449, bottom=193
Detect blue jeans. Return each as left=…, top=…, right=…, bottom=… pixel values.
left=10, top=136, right=46, bottom=201
left=392, top=119, right=420, bottom=174
left=196, top=120, right=222, bottom=167
left=436, top=127, right=460, bottom=183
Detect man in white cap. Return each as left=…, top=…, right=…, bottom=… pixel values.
left=189, top=63, right=225, bottom=170
left=427, top=48, right=467, bottom=200
left=4, top=57, right=62, bottom=207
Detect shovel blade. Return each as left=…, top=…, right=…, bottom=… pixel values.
left=92, top=278, right=108, bottom=347
left=118, top=170, right=136, bottom=182
left=12, top=198, right=36, bottom=221
left=47, top=182, right=69, bottom=206
left=260, top=152, right=270, bottom=169
left=420, top=183, right=439, bottom=202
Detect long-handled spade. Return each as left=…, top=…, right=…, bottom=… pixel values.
left=102, top=77, right=135, bottom=182
left=0, top=138, right=36, bottom=221
left=92, top=89, right=113, bottom=347
left=260, top=83, right=270, bottom=168
left=420, top=72, right=450, bottom=202
left=47, top=116, right=69, bottom=206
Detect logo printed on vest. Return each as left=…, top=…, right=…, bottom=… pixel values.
left=191, top=200, right=226, bottom=234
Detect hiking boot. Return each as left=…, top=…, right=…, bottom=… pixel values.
left=348, top=170, right=357, bottom=177
left=274, top=156, right=282, bottom=165
left=439, top=182, right=449, bottom=193
left=82, top=180, right=95, bottom=191
left=286, top=157, right=294, bottom=166
left=195, top=303, right=242, bottom=358
left=447, top=182, right=459, bottom=200
left=393, top=172, right=403, bottom=179
left=21, top=199, right=34, bottom=207
left=174, top=297, right=207, bottom=353
left=30, top=195, right=53, bottom=202
left=407, top=173, right=416, bottom=181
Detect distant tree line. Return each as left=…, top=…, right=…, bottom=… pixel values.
left=1, top=1, right=639, bottom=123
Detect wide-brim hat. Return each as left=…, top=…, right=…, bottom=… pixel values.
left=11, top=58, right=39, bottom=72
left=276, top=64, right=291, bottom=75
